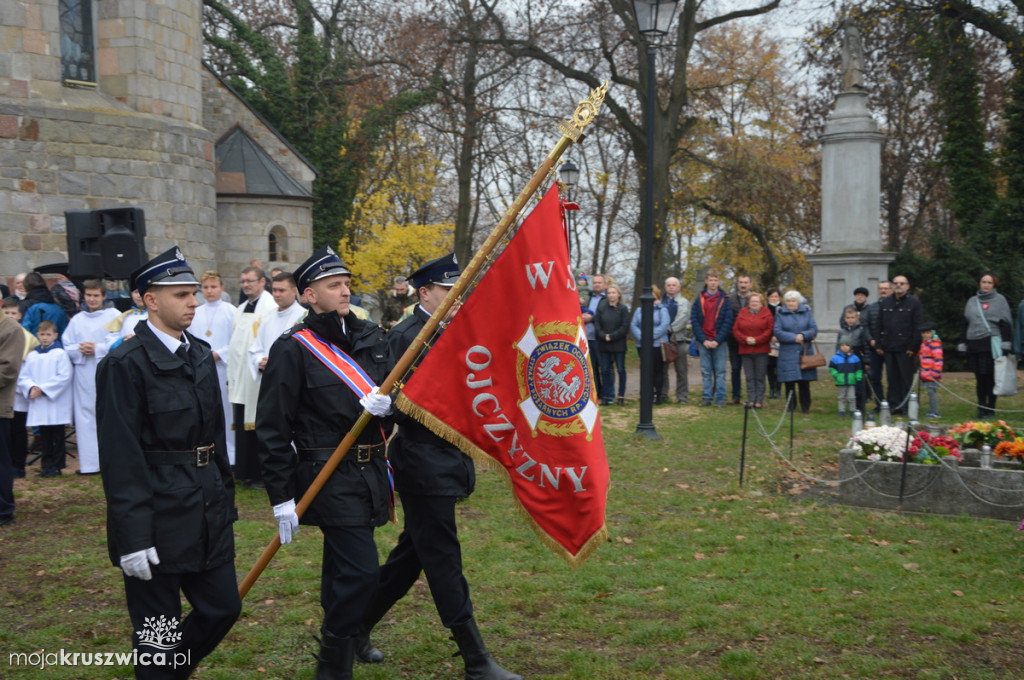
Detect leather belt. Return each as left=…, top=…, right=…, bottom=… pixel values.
left=298, top=442, right=386, bottom=464
left=144, top=443, right=215, bottom=467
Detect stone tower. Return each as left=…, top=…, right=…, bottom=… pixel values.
left=1, top=0, right=314, bottom=291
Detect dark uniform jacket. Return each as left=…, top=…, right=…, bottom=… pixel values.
left=872, top=293, right=925, bottom=354
left=256, top=311, right=393, bottom=527
left=96, top=322, right=235, bottom=573
left=389, top=306, right=475, bottom=498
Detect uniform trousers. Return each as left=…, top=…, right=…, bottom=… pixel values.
left=883, top=351, right=916, bottom=414
left=320, top=525, right=380, bottom=637
left=231, top=404, right=262, bottom=484
left=369, top=493, right=473, bottom=628
left=0, top=419, right=14, bottom=521
left=121, top=560, right=241, bottom=680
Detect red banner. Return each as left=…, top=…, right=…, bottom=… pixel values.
left=397, top=184, right=609, bottom=566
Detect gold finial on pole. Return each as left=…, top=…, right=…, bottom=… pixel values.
left=558, top=80, right=610, bottom=142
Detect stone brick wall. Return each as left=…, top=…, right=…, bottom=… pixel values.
left=1, top=1, right=64, bottom=102
left=0, top=92, right=217, bottom=276
left=2, top=1, right=203, bottom=122
left=95, top=0, right=204, bottom=123
left=216, top=196, right=313, bottom=296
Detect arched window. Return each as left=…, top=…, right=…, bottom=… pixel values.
left=268, top=225, right=288, bottom=262
left=60, top=0, right=96, bottom=84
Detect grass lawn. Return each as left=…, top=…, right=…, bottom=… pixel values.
left=2, top=374, right=1023, bottom=679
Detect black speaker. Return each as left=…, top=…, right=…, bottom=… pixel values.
left=66, top=207, right=147, bottom=279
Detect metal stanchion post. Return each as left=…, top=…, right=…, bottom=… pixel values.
left=739, top=404, right=749, bottom=486
left=898, top=422, right=913, bottom=507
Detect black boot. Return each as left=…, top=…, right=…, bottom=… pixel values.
left=314, top=632, right=355, bottom=680
left=451, top=618, right=523, bottom=680
left=355, top=626, right=384, bottom=664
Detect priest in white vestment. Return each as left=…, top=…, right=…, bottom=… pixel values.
left=247, top=273, right=306, bottom=414
left=61, top=281, right=120, bottom=474
left=228, top=266, right=275, bottom=486
left=189, top=271, right=238, bottom=464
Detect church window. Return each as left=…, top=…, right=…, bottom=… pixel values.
left=60, top=0, right=96, bottom=84
left=268, top=225, right=288, bottom=262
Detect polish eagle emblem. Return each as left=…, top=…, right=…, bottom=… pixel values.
left=515, top=319, right=599, bottom=437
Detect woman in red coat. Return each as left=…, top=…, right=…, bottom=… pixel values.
left=732, top=291, right=775, bottom=408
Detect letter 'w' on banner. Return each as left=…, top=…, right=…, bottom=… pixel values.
left=397, top=184, right=609, bottom=567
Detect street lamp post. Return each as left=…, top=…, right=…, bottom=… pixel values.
left=631, top=0, right=677, bottom=440
left=559, top=159, right=580, bottom=237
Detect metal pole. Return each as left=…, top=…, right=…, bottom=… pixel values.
left=636, top=41, right=659, bottom=440
left=739, top=404, right=749, bottom=486
left=898, top=422, right=912, bottom=507
left=789, top=396, right=795, bottom=459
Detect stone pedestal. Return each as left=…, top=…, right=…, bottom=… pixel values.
left=808, top=251, right=894, bottom=347
left=812, top=91, right=893, bottom=348
left=838, top=449, right=1024, bottom=521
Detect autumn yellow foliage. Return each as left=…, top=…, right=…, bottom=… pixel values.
left=339, top=222, right=454, bottom=300
left=337, top=126, right=454, bottom=312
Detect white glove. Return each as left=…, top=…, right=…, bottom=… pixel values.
left=120, top=547, right=160, bottom=580
left=359, top=387, right=392, bottom=417
left=273, top=499, right=299, bottom=545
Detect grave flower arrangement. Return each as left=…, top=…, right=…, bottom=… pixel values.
left=907, top=431, right=961, bottom=464
left=948, top=420, right=1016, bottom=449
left=852, top=426, right=911, bottom=462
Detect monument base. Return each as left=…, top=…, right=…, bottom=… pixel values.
left=808, top=250, right=895, bottom=350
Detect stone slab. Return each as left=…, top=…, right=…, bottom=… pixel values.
left=838, top=448, right=1024, bottom=522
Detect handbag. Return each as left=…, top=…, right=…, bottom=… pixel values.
left=994, top=354, right=1018, bottom=396
left=976, top=297, right=1017, bottom=396
left=799, top=342, right=826, bottom=370
left=661, top=339, right=681, bottom=363
left=689, top=339, right=700, bottom=357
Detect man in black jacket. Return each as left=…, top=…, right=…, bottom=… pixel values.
left=871, top=275, right=924, bottom=415
left=859, top=280, right=890, bottom=410
left=358, top=254, right=521, bottom=680
left=96, top=247, right=240, bottom=679
left=255, top=246, right=394, bottom=679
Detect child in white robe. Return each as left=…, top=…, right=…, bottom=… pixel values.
left=18, top=320, right=73, bottom=476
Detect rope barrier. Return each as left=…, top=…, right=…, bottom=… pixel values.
left=932, top=378, right=1024, bottom=414
left=743, top=404, right=1024, bottom=507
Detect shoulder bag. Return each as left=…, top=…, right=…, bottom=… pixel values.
left=799, top=341, right=827, bottom=370
left=977, top=297, right=1017, bottom=396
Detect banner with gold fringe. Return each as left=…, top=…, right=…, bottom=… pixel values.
left=396, top=184, right=609, bottom=567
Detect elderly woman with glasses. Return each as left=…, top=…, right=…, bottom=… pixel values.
left=773, top=290, right=819, bottom=413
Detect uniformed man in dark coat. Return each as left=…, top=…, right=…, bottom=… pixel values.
left=359, top=253, right=522, bottom=680
left=255, top=246, right=393, bottom=680
left=96, top=247, right=240, bottom=679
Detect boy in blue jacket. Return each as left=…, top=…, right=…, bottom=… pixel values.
left=829, top=340, right=863, bottom=417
